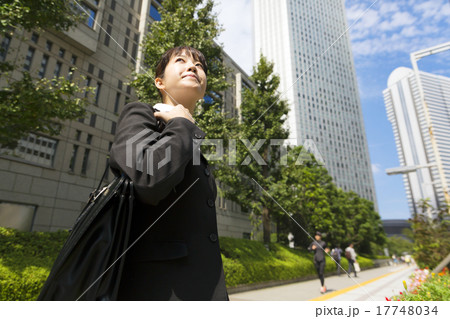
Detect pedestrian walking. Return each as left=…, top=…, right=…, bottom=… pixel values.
left=109, top=46, right=228, bottom=300
left=331, top=246, right=343, bottom=276
left=345, top=243, right=358, bottom=277
left=308, top=232, right=329, bottom=293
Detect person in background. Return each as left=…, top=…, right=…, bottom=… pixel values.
left=308, top=232, right=329, bottom=293
left=345, top=243, right=357, bottom=278
left=331, top=246, right=343, bottom=276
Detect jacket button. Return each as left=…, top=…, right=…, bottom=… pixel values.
left=207, top=199, right=215, bottom=207
left=194, top=133, right=202, bottom=139
left=209, top=233, right=218, bottom=242
left=204, top=168, right=210, bottom=176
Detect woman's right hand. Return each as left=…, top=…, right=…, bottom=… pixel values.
left=154, top=104, right=194, bottom=124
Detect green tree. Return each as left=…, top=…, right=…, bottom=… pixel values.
left=271, top=146, right=335, bottom=247
left=410, top=200, right=450, bottom=268
left=216, top=55, right=289, bottom=245
left=386, top=235, right=414, bottom=256
left=131, top=0, right=235, bottom=139
left=0, top=0, right=91, bottom=148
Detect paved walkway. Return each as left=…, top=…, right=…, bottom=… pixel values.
left=229, top=264, right=416, bottom=301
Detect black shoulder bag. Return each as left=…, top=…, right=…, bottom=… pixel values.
left=37, top=165, right=134, bottom=301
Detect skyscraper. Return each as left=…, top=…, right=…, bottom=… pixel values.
left=253, top=0, right=377, bottom=206
left=384, top=67, right=450, bottom=215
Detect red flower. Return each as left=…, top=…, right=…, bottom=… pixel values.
left=385, top=297, right=391, bottom=301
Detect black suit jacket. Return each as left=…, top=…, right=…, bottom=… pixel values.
left=109, top=102, right=228, bottom=300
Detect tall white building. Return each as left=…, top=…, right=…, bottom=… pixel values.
left=384, top=67, right=450, bottom=215
left=253, top=0, right=377, bottom=206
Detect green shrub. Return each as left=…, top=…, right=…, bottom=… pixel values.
left=0, top=228, right=374, bottom=299
left=0, top=227, right=68, bottom=301
left=220, top=237, right=373, bottom=287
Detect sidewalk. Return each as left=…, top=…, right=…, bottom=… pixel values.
left=229, top=264, right=416, bottom=301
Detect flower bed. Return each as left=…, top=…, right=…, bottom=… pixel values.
left=388, top=267, right=450, bottom=301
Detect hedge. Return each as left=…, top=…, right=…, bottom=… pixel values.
left=0, top=227, right=373, bottom=300
left=220, top=237, right=373, bottom=287
left=0, top=227, right=68, bottom=301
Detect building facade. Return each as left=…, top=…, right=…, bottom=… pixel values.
left=0, top=0, right=254, bottom=238
left=253, top=0, right=377, bottom=206
left=384, top=67, right=450, bottom=216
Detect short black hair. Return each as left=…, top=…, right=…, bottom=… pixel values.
left=155, top=46, right=208, bottom=100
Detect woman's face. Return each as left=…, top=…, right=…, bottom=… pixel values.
left=156, top=51, right=207, bottom=104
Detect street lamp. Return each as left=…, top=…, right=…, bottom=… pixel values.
left=385, top=163, right=435, bottom=176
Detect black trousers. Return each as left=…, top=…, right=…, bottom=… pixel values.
left=314, top=260, right=325, bottom=286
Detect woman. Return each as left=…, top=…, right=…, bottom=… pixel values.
left=109, top=46, right=228, bottom=300
left=308, top=231, right=329, bottom=293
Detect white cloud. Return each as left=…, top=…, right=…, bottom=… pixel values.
left=348, top=0, right=449, bottom=58
left=379, top=2, right=400, bottom=15
left=372, top=163, right=382, bottom=174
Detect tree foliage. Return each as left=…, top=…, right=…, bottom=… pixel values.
left=132, top=0, right=238, bottom=144
left=215, top=55, right=289, bottom=244
left=0, top=0, right=92, bottom=149
left=271, top=146, right=385, bottom=253
left=410, top=200, right=450, bottom=269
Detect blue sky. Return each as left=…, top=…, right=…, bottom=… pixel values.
left=215, top=0, right=450, bottom=220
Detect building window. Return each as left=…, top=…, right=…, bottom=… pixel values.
left=90, top=113, right=96, bottom=127
left=104, top=25, right=112, bottom=46
left=86, top=134, right=93, bottom=145
left=38, top=54, right=49, bottom=78
left=69, top=144, right=79, bottom=172
left=23, top=46, right=35, bottom=71
left=67, top=66, right=75, bottom=81
left=122, top=38, right=129, bottom=58
left=46, top=40, right=53, bottom=51
left=75, top=130, right=81, bottom=141
left=114, top=92, right=121, bottom=113
left=81, top=3, right=97, bottom=28
left=58, top=48, right=65, bottom=58
left=71, top=54, right=77, bottom=65
left=81, top=148, right=90, bottom=175
left=150, top=4, right=161, bottom=21
left=0, top=202, right=36, bottom=232
left=54, top=61, right=62, bottom=77
left=31, top=32, right=39, bottom=44
left=0, top=35, right=11, bottom=61
left=111, top=121, right=116, bottom=135
left=94, top=82, right=101, bottom=105
left=131, top=43, right=138, bottom=61
left=4, top=133, right=58, bottom=167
